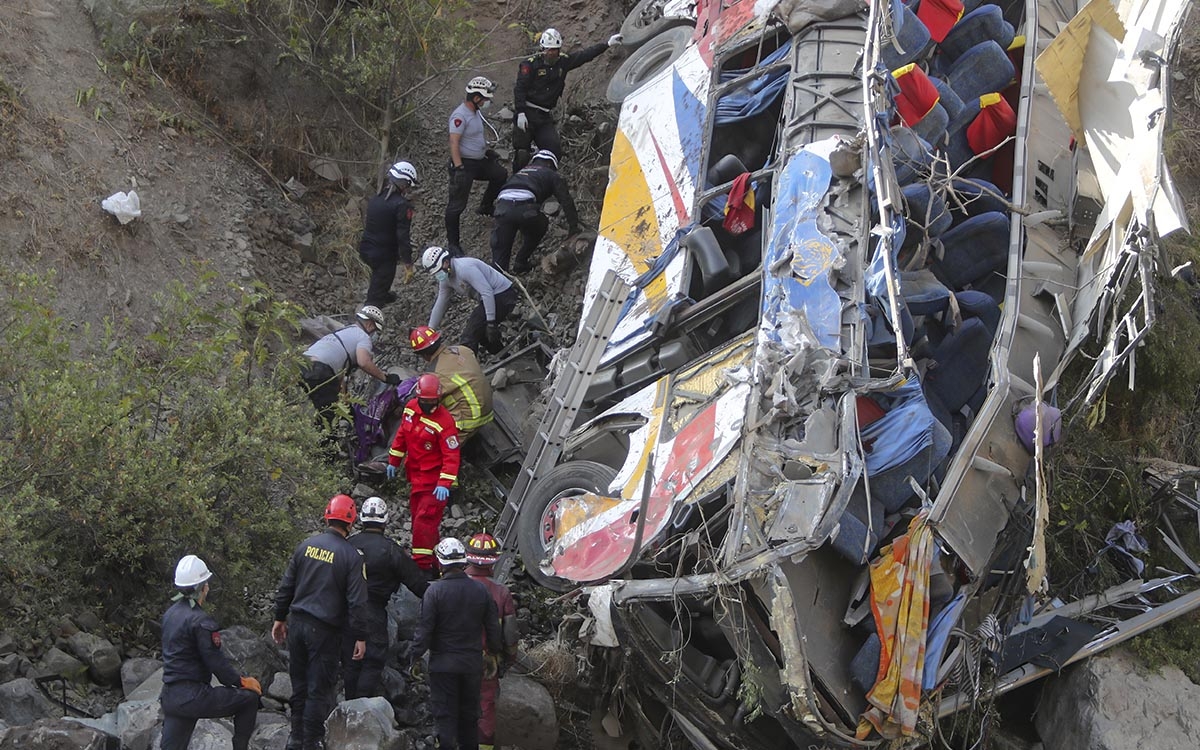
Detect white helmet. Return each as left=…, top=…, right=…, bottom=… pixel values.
left=174, top=555, right=213, bottom=588
left=361, top=496, right=388, bottom=525
left=465, top=76, right=495, bottom=98
left=531, top=149, right=559, bottom=169
left=434, top=537, right=467, bottom=566
left=539, top=28, right=563, bottom=49
left=357, top=305, right=385, bottom=329
left=421, top=246, right=450, bottom=274
left=388, top=161, right=418, bottom=185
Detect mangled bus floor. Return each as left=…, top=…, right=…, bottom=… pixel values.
left=494, top=0, right=1195, bottom=747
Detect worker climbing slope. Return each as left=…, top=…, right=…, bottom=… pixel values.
left=410, top=325, right=494, bottom=440
left=446, top=76, right=508, bottom=255
left=489, top=149, right=580, bottom=272
left=422, top=245, right=518, bottom=355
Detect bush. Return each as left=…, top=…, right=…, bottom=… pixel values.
left=0, top=270, right=341, bottom=636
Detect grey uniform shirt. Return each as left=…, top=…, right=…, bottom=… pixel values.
left=448, top=102, right=488, bottom=160
left=429, top=257, right=514, bottom=328
left=304, top=325, right=373, bottom=371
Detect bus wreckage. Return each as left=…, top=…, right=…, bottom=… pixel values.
left=492, top=0, right=1196, bottom=746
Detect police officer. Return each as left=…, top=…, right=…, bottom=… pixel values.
left=489, top=149, right=580, bottom=273
left=272, top=494, right=369, bottom=750
left=343, top=496, right=429, bottom=700
left=512, top=28, right=623, bottom=171
left=447, top=76, right=508, bottom=254
left=464, top=534, right=519, bottom=750
left=299, top=306, right=400, bottom=430
left=386, top=374, right=462, bottom=572
left=160, top=555, right=261, bottom=750
left=413, top=538, right=502, bottom=750
left=410, top=325, right=494, bottom=440
left=359, top=161, right=418, bottom=307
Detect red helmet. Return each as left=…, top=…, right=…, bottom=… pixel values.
left=410, top=326, right=441, bottom=353
left=415, top=373, right=441, bottom=400
left=324, top=494, right=357, bottom=525
left=466, top=533, right=500, bottom=565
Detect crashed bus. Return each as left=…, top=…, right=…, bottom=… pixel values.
left=494, top=0, right=1195, bottom=746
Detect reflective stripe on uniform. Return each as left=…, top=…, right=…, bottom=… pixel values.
left=419, top=417, right=444, bottom=432
left=457, top=411, right=494, bottom=431
left=412, top=548, right=434, bottom=556
left=389, top=448, right=406, bottom=458
left=439, top=472, right=457, bottom=482
left=451, top=374, right=482, bottom=419
left=403, top=407, right=415, bottom=417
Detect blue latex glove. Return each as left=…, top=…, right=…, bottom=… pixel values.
left=386, top=464, right=397, bottom=480
left=433, top=486, right=450, bottom=502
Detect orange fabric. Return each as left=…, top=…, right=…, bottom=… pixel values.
left=857, top=512, right=936, bottom=739
left=967, top=93, right=1016, bottom=155
left=918, top=0, right=965, bottom=43
left=893, top=64, right=941, bottom=127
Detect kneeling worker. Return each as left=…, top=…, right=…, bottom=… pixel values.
left=422, top=246, right=518, bottom=354
left=300, top=305, right=401, bottom=429
left=410, top=325, right=494, bottom=441
left=161, top=555, right=261, bottom=750
left=489, top=149, right=580, bottom=273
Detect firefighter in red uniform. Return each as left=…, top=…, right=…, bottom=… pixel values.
left=386, top=373, right=462, bottom=571
left=465, top=533, right=519, bottom=750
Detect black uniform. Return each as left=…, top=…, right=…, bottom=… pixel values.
left=489, top=163, right=581, bottom=272
left=160, top=599, right=259, bottom=750
left=274, top=529, right=369, bottom=750
left=358, top=188, right=414, bottom=307
left=512, top=43, right=608, bottom=170
left=414, top=569, right=501, bottom=750
left=342, top=528, right=428, bottom=699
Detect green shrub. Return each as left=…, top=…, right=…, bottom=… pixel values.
left=0, top=271, right=340, bottom=635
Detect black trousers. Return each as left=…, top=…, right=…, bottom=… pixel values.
left=428, top=670, right=483, bottom=750
left=489, top=200, right=549, bottom=272
left=287, top=615, right=341, bottom=750
left=161, top=681, right=259, bottom=750
left=462, top=286, right=518, bottom=354
left=299, top=361, right=341, bottom=430
left=343, top=604, right=389, bottom=700
left=512, top=109, right=560, bottom=171
left=359, top=247, right=397, bottom=307
left=445, top=157, right=507, bottom=250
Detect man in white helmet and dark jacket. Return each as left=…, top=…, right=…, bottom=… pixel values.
left=446, top=76, right=508, bottom=254
left=489, top=149, right=580, bottom=273
left=512, top=27, right=623, bottom=171
left=160, top=555, right=262, bottom=750
left=359, top=161, right=418, bottom=307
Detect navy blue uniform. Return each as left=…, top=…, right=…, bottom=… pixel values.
left=274, top=529, right=369, bottom=750
left=160, top=600, right=258, bottom=750
left=512, top=43, right=608, bottom=170
left=489, top=163, right=580, bottom=271
left=359, top=189, right=414, bottom=306
left=414, top=569, right=501, bottom=750
left=342, top=529, right=428, bottom=699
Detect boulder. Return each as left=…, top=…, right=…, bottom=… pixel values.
left=126, top=669, right=163, bottom=702
left=65, top=711, right=117, bottom=739
left=0, top=655, right=29, bottom=684
left=387, top=589, right=422, bottom=642
left=0, top=720, right=6, bottom=745
left=116, top=699, right=160, bottom=750
left=67, top=633, right=121, bottom=687
left=185, top=718, right=232, bottom=749
left=495, top=675, right=557, bottom=750
left=218, top=627, right=285, bottom=684
left=0, top=718, right=108, bottom=749
left=249, top=715, right=290, bottom=750
left=121, top=658, right=162, bottom=698
left=324, top=697, right=406, bottom=750
left=266, top=672, right=291, bottom=701
left=0, top=678, right=57, bottom=726
left=0, top=634, right=14, bottom=656
left=34, top=648, right=89, bottom=684
left=1036, top=648, right=1200, bottom=750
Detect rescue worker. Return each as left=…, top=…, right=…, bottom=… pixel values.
left=422, top=246, right=518, bottom=355
left=489, top=149, right=580, bottom=273
left=464, top=533, right=519, bottom=750
left=410, top=325, right=494, bottom=440
left=447, top=76, right=508, bottom=254
left=160, top=555, right=261, bottom=750
left=413, top=538, right=502, bottom=750
left=343, top=496, right=429, bottom=700
left=300, top=306, right=401, bottom=429
left=359, top=160, right=418, bottom=307
left=385, top=374, right=462, bottom=572
left=512, top=28, right=623, bottom=171
left=271, top=494, right=369, bottom=750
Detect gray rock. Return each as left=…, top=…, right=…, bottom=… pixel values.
left=267, top=672, right=291, bottom=701
left=218, top=627, right=285, bottom=685
left=497, top=107, right=514, bottom=119
left=1036, top=648, right=1200, bottom=750
left=187, top=718, right=232, bottom=749
left=0, top=656, right=27, bottom=684
left=74, top=612, right=102, bottom=633
left=65, top=711, right=117, bottom=739
left=249, top=715, right=290, bottom=750
left=126, top=668, right=163, bottom=702
left=67, top=632, right=121, bottom=687
left=352, top=483, right=378, bottom=499
left=0, top=720, right=6, bottom=745
left=0, top=718, right=108, bottom=749
left=121, top=658, right=163, bottom=698
left=495, top=675, right=557, bottom=750
left=387, top=589, right=422, bottom=642
left=117, top=699, right=160, bottom=750
left=0, top=678, right=57, bottom=726
left=34, top=647, right=89, bottom=683
left=324, top=698, right=405, bottom=750
left=0, top=634, right=14, bottom=656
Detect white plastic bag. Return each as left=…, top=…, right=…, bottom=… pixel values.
left=101, top=190, right=141, bottom=224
